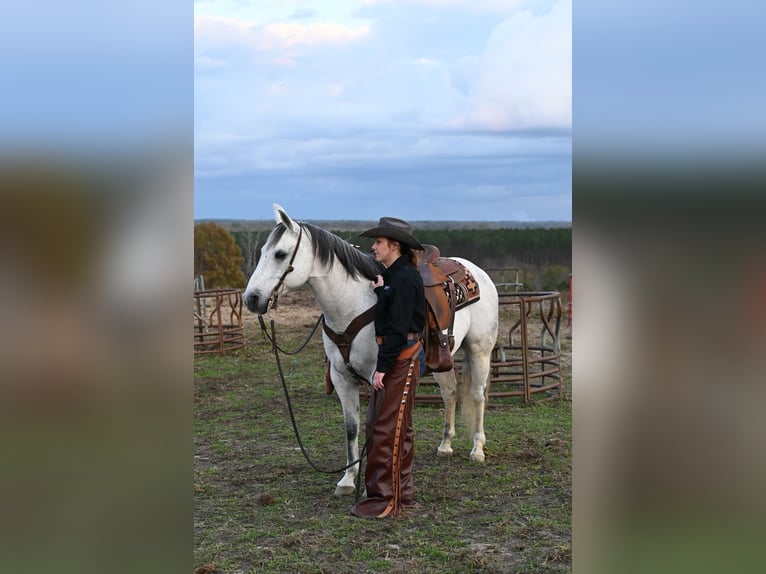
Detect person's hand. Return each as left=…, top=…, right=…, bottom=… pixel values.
left=371, top=275, right=384, bottom=289
left=372, top=371, right=385, bottom=390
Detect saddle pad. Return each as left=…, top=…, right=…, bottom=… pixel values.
left=445, top=268, right=481, bottom=312
left=423, top=264, right=481, bottom=332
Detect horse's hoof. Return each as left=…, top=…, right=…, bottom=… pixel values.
left=333, top=485, right=358, bottom=497
left=469, top=452, right=486, bottom=463
left=436, top=447, right=454, bottom=457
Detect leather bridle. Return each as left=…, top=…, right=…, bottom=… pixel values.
left=264, top=224, right=304, bottom=312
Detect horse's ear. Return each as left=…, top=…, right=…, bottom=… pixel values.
left=273, top=203, right=299, bottom=234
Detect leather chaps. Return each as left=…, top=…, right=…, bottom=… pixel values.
left=350, top=341, right=421, bottom=518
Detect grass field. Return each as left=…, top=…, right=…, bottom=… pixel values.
left=194, top=290, right=572, bottom=573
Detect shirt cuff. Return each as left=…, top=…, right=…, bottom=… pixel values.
left=376, top=357, right=392, bottom=373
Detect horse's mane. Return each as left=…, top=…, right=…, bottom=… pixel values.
left=269, top=222, right=382, bottom=281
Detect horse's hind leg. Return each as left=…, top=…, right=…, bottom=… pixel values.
left=464, top=347, right=491, bottom=462
left=432, top=370, right=458, bottom=456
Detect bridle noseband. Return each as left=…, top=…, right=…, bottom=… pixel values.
left=264, top=224, right=303, bottom=312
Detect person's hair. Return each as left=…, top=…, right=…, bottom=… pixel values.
left=383, top=237, right=417, bottom=266
left=400, top=244, right=417, bottom=266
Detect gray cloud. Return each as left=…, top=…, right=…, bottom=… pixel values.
left=194, top=0, right=571, bottom=221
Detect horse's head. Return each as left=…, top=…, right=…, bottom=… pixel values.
left=243, top=204, right=313, bottom=314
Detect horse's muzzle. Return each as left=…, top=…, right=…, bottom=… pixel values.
left=244, top=292, right=268, bottom=314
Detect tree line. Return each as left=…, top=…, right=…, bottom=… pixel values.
left=195, top=222, right=571, bottom=292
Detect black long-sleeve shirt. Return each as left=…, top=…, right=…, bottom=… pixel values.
left=373, top=256, right=426, bottom=373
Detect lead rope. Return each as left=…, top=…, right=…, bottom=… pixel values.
left=266, top=318, right=379, bottom=498
left=258, top=312, right=323, bottom=355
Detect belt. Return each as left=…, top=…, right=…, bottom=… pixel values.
left=376, top=333, right=418, bottom=345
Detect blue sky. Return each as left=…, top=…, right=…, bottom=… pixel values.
left=194, top=0, right=571, bottom=222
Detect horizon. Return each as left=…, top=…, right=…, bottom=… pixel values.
left=194, top=217, right=572, bottom=231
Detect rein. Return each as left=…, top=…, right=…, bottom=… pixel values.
left=259, top=315, right=378, bottom=485
left=258, top=313, right=323, bottom=355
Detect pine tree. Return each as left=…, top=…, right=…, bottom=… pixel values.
left=194, top=222, right=247, bottom=288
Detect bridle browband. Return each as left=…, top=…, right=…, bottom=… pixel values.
left=264, top=223, right=304, bottom=312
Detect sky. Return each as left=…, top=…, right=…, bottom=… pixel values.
left=194, top=0, right=571, bottom=222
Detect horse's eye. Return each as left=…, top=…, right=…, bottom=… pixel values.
left=274, top=250, right=288, bottom=261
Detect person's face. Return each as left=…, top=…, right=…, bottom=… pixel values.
left=370, top=237, right=400, bottom=267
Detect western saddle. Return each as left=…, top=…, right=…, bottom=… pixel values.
left=418, top=244, right=480, bottom=373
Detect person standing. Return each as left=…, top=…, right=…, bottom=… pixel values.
left=351, top=217, right=427, bottom=519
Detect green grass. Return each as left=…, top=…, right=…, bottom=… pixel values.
left=195, top=318, right=571, bottom=573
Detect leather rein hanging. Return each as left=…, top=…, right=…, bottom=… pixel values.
left=255, top=222, right=377, bottom=485
left=258, top=308, right=378, bottom=481
left=263, top=318, right=377, bottom=481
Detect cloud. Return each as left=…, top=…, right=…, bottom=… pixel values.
left=193, top=0, right=571, bottom=221
left=454, top=0, right=571, bottom=130
left=194, top=56, right=227, bottom=71
left=194, top=15, right=369, bottom=52
left=194, top=15, right=258, bottom=41
left=361, top=0, right=539, bottom=12
left=263, top=22, right=369, bottom=47
left=194, top=131, right=572, bottom=221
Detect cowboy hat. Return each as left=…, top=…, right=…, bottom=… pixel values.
left=359, top=216, right=424, bottom=251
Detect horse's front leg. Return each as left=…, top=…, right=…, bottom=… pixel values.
left=432, top=370, right=458, bottom=456
left=332, top=377, right=362, bottom=497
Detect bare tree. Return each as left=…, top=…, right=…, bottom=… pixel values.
left=237, top=230, right=262, bottom=278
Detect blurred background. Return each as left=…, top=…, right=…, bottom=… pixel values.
left=0, top=2, right=191, bottom=573
left=574, top=1, right=766, bottom=572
